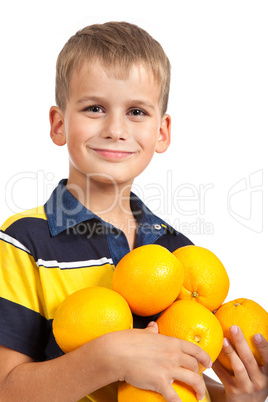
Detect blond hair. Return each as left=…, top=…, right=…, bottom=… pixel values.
left=55, top=21, right=171, bottom=115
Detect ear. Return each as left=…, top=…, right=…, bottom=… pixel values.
left=155, top=114, right=171, bottom=154
left=49, top=106, right=66, bottom=146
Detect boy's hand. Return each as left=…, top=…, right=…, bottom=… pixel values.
left=212, top=325, right=268, bottom=401
left=107, top=321, right=212, bottom=401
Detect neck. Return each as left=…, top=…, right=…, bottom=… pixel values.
left=67, top=173, right=138, bottom=250
left=66, top=174, right=134, bottom=223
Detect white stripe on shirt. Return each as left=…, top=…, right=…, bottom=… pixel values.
left=36, top=256, right=114, bottom=270
left=0, top=232, right=31, bottom=254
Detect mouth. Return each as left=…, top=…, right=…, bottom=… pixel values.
left=91, top=148, right=135, bottom=160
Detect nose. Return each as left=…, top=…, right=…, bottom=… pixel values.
left=101, top=112, right=128, bottom=141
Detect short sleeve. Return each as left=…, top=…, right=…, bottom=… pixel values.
left=0, top=228, right=50, bottom=360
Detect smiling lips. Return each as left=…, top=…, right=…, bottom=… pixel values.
left=92, top=148, right=135, bottom=159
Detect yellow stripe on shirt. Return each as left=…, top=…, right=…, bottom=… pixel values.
left=0, top=205, right=47, bottom=231
left=39, top=263, right=114, bottom=319
left=0, top=239, right=45, bottom=316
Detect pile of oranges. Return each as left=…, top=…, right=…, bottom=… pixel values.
left=52, top=244, right=268, bottom=402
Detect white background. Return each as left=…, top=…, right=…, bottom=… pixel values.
left=0, top=0, right=267, bottom=383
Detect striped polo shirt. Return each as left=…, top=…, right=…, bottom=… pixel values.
left=0, top=179, right=193, bottom=400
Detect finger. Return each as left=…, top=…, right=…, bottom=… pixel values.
left=179, top=354, right=199, bottom=373
left=229, top=326, right=260, bottom=380
left=212, top=359, right=235, bottom=387
left=144, top=321, right=159, bottom=334
left=220, top=336, right=250, bottom=384
left=254, top=333, right=268, bottom=374
left=173, top=369, right=206, bottom=400
left=145, top=323, right=212, bottom=370
left=180, top=339, right=212, bottom=370
left=159, top=383, right=182, bottom=402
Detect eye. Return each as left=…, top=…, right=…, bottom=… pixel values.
left=128, top=108, right=148, bottom=117
left=84, top=105, right=105, bottom=114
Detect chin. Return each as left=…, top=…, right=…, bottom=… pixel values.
left=88, top=172, right=132, bottom=186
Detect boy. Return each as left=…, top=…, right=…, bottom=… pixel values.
left=0, top=22, right=267, bottom=402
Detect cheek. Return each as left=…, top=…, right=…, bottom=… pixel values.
left=65, top=132, right=86, bottom=165
left=66, top=120, right=88, bottom=146
left=141, top=135, right=160, bottom=156
left=136, top=123, right=160, bottom=146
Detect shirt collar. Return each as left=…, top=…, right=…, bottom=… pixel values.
left=44, top=179, right=175, bottom=237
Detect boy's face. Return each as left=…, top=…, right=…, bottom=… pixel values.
left=50, top=60, right=171, bottom=189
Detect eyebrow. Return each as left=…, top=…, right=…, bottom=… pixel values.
left=76, top=95, right=155, bottom=110
left=129, top=100, right=155, bottom=110
left=76, top=96, right=104, bottom=105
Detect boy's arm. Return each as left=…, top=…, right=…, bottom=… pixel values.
left=0, top=323, right=212, bottom=402
left=206, top=326, right=268, bottom=402
left=0, top=337, right=116, bottom=401
left=203, top=374, right=225, bottom=401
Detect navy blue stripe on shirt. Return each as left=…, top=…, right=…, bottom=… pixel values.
left=0, top=298, right=62, bottom=361
left=5, top=218, right=113, bottom=265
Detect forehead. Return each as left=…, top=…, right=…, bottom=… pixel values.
left=69, top=59, right=161, bottom=92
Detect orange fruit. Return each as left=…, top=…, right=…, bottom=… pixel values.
left=215, top=298, right=268, bottom=372
left=112, top=244, right=184, bottom=316
left=53, top=286, right=133, bottom=353
left=173, top=245, right=230, bottom=312
left=118, top=380, right=198, bottom=402
left=157, top=300, right=223, bottom=371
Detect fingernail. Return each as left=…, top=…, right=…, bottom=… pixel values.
left=147, top=321, right=156, bottom=327
left=230, top=325, right=238, bottom=335
left=254, top=333, right=263, bottom=344
left=197, top=392, right=205, bottom=400
left=223, top=338, right=229, bottom=347
left=208, top=359, right=213, bottom=368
